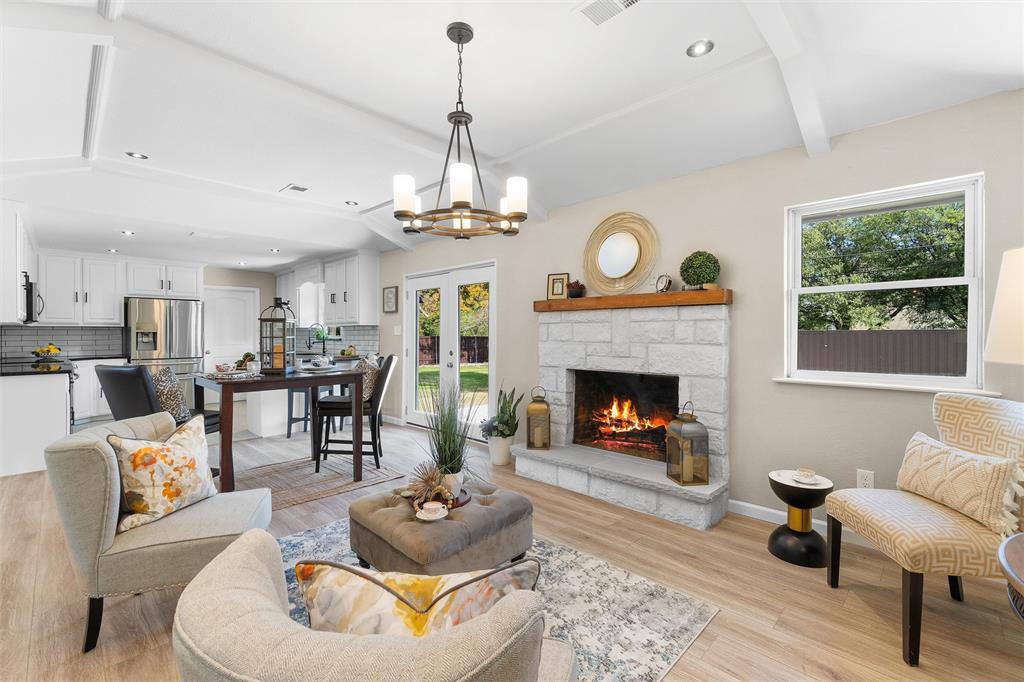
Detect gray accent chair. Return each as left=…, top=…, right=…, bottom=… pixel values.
left=44, top=412, right=272, bottom=653
left=173, top=529, right=579, bottom=681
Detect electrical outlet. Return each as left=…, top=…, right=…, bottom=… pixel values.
left=856, top=469, right=874, bottom=488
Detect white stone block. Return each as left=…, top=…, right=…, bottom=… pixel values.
left=557, top=467, right=589, bottom=494
left=539, top=341, right=586, bottom=367
left=586, top=343, right=612, bottom=356
left=675, top=321, right=695, bottom=342
left=648, top=344, right=726, bottom=377
left=708, top=428, right=726, bottom=457
left=678, top=306, right=726, bottom=321
left=548, top=323, right=573, bottom=341
left=695, top=410, right=726, bottom=430
left=656, top=494, right=711, bottom=529
left=676, top=379, right=692, bottom=406
left=587, top=355, right=648, bottom=372
left=574, top=324, right=612, bottom=342
left=549, top=403, right=569, bottom=428
left=538, top=325, right=548, bottom=341
left=629, top=307, right=678, bottom=321
left=630, top=344, right=648, bottom=360
left=516, top=457, right=558, bottom=486
left=695, top=320, right=727, bottom=344
left=629, top=321, right=675, bottom=343
left=710, top=455, right=729, bottom=485
left=538, top=366, right=561, bottom=392
left=538, top=312, right=562, bottom=323
left=563, top=310, right=612, bottom=322
left=590, top=477, right=659, bottom=514
left=545, top=389, right=568, bottom=407
left=690, top=377, right=727, bottom=413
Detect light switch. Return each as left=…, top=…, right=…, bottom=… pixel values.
left=393, top=325, right=402, bottom=336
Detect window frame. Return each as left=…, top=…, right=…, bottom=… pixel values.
left=783, top=173, right=985, bottom=391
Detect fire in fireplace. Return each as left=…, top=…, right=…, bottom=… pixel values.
left=573, top=370, right=678, bottom=461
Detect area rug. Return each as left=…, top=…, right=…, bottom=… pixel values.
left=278, top=519, right=717, bottom=681
left=234, top=458, right=403, bottom=510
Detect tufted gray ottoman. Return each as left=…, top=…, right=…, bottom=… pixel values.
left=348, top=482, right=534, bottom=575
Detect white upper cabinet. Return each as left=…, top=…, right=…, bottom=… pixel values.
left=322, top=251, right=378, bottom=326
left=166, top=265, right=202, bottom=298
left=38, top=254, right=82, bottom=324
left=0, top=201, right=36, bottom=324
left=322, top=260, right=343, bottom=323
left=126, top=262, right=202, bottom=298
left=82, top=259, right=124, bottom=325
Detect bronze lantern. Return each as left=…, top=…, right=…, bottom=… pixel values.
left=526, top=386, right=550, bottom=449
left=259, top=297, right=297, bottom=374
left=666, top=401, right=709, bottom=486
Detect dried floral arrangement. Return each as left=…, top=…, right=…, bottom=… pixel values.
left=406, top=461, right=455, bottom=512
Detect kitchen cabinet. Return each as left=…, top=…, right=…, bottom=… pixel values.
left=126, top=262, right=202, bottom=298
left=38, top=254, right=82, bottom=324
left=0, top=373, right=70, bottom=476
left=38, top=254, right=124, bottom=325
left=323, top=260, right=343, bottom=323
left=1, top=201, right=36, bottom=324
left=323, top=251, right=379, bottom=325
left=276, top=270, right=296, bottom=306
left=74, top=358, right=126, bottom=421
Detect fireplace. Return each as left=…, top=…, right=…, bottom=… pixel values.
left=572, top=370, right=678, bottom=461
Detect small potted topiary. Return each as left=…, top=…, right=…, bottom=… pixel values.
left=679, top=251, right=721, bottom=290
left=480, top=387, right=523, bottom=465
left=567, top=280, right=586, bottom=298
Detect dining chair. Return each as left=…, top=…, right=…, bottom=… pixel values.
left=96, top=365, right=220, bottom=435
left=286, top=385, right=337, bottom=438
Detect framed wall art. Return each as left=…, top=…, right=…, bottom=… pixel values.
left=382, top=285, right=399, bottom=313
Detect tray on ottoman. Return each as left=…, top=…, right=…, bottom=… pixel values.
left=349, top=482, right=533, bottom=575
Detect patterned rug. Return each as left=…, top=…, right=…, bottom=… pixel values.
left=234, top=457, right=403, bottom=510
left=278, top=519, right=717, bottom=681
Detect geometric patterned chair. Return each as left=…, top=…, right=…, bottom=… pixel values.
left=825, top=393, right=1024, bottom=666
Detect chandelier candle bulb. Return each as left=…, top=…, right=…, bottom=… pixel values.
left=449, top=162, right=473, bottom=208
left=506, top=177, right=528, bottom=219
left=393, top=174, right=416, bottom=217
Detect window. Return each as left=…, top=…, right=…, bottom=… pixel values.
left=785, top=174, right=983, bottom=389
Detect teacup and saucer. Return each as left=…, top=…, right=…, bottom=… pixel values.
left=416, top=501, right=449, bottom=522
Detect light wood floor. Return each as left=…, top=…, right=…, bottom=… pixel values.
left=2, top=422, right=1021, bottom=681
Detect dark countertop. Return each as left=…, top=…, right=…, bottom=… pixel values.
left=1, top=354, right=127, bottom=363
left=0, top=359, right=74, bottom=377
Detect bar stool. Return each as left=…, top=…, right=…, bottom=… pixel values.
left=286, top=385, right=339, bottom=438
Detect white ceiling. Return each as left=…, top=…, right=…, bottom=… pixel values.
left=1, top=0, right=1021, bottom=269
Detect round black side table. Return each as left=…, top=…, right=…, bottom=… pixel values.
left=768, top=470, right=834, bottom=568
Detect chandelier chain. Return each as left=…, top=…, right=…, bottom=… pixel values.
left=456, top=42, right=464, bottom=108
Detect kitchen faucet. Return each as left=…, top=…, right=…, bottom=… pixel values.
left=307, top=323, right=329, bottom=355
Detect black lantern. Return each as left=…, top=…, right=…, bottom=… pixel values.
left=526, top=386, right=550, bottom=449
left=665, top=401, right=709, bottom=486
left=259, top=297, right=297, bottom=374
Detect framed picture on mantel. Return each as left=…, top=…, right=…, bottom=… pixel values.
left=547, top=273, right=569, bottom=300
left=382, top=286, right=399, bottom=313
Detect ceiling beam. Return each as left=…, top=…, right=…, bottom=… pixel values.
left=0, top=158, right=92, bottom=184
left=743, top=1, right=831, bottom=156
left=97, top=0, right=126, bottom=22
left=82, top=45, right=117, bottom=160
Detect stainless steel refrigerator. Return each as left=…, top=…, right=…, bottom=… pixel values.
left=126, top=297, right=203, bottom=406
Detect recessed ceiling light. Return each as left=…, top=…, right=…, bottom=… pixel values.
left=686, top=39, right=714, bottom=58
left=121, top=230, right=134, bottom=236
left=345, top=200, right=359, bottom=206
left=125, top=151, right=149, bottom=159
left=108, top=248, right=118, bottom=253
left=238, top=261, right=247, bottom=266
left=269, top=248, right=280, bottom=253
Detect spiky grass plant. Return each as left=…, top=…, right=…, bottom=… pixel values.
left=423, top=381, right=481, bottom=475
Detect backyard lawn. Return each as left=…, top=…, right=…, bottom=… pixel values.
left=417, top=363, right=489, bottom=411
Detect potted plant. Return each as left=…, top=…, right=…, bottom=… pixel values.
left=480, top=387, right=523, bottom=465
left=567, top=280, right=586, bottom=298
left=423, top=382, right=479, bottom=496
left=679, top=251, right=721, bottom=290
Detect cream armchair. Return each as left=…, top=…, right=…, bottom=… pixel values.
left=173, top=529, right=579, bottom=681
left=825, top=393, right=1024, bottom=666
left=44, top=412, right=272, bottom=653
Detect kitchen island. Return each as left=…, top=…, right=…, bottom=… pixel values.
left=0, top=360, right=71, bottom=476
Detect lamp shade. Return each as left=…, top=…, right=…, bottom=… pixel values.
left=393, top=175, right=416, bottom=214
left=449, top=163, right=473, bottom=206
left=985, top=247, right=1024, bottom=365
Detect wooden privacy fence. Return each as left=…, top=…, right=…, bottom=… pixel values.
left=798, top=329, right=967, bottom=376
left=418, top=336, right=489, bottom=365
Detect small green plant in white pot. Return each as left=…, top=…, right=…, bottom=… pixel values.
left=423, top=382, right=479, bottom=496
left=480, top=387, right=523, bottom=466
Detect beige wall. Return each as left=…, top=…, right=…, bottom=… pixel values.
left=379, top=90, right=1024, bottom=513
left=202, top=267, right=277, bottom=311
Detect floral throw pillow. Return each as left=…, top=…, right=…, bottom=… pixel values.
left=295, top=558, right=540, bottom=637
left=107, top=415, right=217, bottom=532
left=150, top=365, right=193, bottom=423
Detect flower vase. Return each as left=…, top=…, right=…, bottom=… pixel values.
left=442, top=470, right=465, bottom=498
left=488, top=436, right=513, bottom=466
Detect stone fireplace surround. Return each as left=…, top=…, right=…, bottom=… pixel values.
left=512, top=303, right=730, bottom=529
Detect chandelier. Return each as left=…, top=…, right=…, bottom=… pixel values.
left=392, top=22, right=527, bottom=239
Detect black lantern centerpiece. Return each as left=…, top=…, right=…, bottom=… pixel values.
left=526, top=386, right=550, bottom=449
left=259, top=297, right=297, bottom=374
left=666, top=401, right=709, bottom=486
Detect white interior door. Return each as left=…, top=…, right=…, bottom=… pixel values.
left=203, top=286, right=258, bottom=403
left=404, top=263, right=495, bottom=436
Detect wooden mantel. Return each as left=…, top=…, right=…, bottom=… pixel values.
left=533, top=289, right=732, bottom=312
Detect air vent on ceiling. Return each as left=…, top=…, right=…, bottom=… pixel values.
left=188, top=231, right=229, bottom=240
left=578, top=0, right=639, bottom=26
left=279, top=183, right=309, bottom=193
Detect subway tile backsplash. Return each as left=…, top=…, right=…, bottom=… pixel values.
left=296, top=325, right=380, bottom=357
left=0, top=325, right=124, bottom=360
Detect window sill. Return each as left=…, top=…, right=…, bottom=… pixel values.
left=771, top=377, right=1001, bottom=397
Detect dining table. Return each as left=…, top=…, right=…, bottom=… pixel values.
left=193, top=362, right=364, bottom=493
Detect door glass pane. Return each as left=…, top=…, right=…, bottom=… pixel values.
left=416, top=287, right=441, bottom=411
left=797, top=285, right=968, bottom=376
left=458, top=282, right=490, bottom=420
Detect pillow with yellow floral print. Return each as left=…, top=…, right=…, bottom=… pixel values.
left=107, top=415, right=216, bottom=532
left=295, top=558, right=540, bottom=637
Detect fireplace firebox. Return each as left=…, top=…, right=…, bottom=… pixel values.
left=572, top=370, right=678, bottom=461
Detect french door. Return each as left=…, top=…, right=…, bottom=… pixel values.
left=404, top=263, right=496, bottom=437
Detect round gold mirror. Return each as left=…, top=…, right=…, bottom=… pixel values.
left=583, top=212, right=659, bottom=295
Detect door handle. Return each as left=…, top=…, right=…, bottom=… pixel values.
left=168, top=279, right=172, bottom=291
left=84, top=292, right=88, bottom=303
left=330, top=293, right=336, bottom=304
left=205, top=350, right=211, bottom=355
left=36, top=294, right=45, bottom=316
left=343, top=291, right=348, bottom=303
left=160, top=279, right=164, bottom=290
left=73, top=291, right=78, bottom=303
